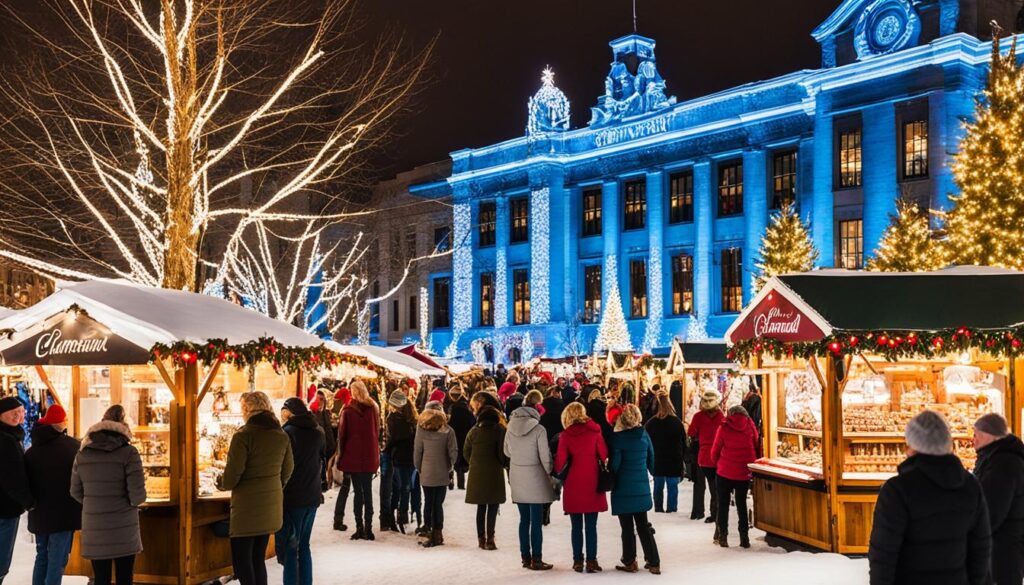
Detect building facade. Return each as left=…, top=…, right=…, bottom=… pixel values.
left=415, top=0, right=1024, bottom=360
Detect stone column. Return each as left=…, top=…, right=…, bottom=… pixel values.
left=811, top=103, right=835, bottom=267
left=642, top=169, right=665, bottom=351
left=693, top=160, right=713, bottom=320
left=742, top=149, right=767, bottom=303
left=601, top=179, right=621, bottom=302
left=564, top=185, right=581, bottom=323
left=494, top=195, right=510, bottom=330
left=862, top=101, right=898, bottom=257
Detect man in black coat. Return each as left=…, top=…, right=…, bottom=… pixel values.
left=869, top=410, right=991, bottom=585
left=0, top=396, right=32, bottom=585
left=539, top=387, right=565, bottom=448
left=278, top=398, right=326, bottom=585
left=25, top=405, right=81, bottom=585
left=446, top=388, right=476, bottom=490
left=973, top=413, right=1024, bottom=585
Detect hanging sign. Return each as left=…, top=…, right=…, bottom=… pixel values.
left=728, top=287, right=827, bottom=344
left=1, top=313, right=151, bottom=366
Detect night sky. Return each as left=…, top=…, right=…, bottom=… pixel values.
left=359, top=0, right=838, bottom=176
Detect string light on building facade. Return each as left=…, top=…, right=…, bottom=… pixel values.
left=641, top=242, right=664, bottom=353
left=419, top=286, right=430, bottom=351
left=494, top=248, right=508, bottom=329
left=594, top=254, right=633, bottom=352
left=530, top=187, right=551, bottom=324
left=527, top=67, right=570, bottom=138
left=446, top=202, right=473, bottom=357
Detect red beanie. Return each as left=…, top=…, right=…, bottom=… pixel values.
left=37, top=405, right=67, bottom=426
left=429, top=389, right=446, bottom=404
left=334, top=387, right=352, bottom=407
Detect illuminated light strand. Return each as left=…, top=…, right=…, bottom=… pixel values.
left=530, top=187, right=551, bottom=324
left=754, top=203, right=818, bottom=292
left=594, top=254, right=633, bottom=352
left=446, top=202, right=473, bottom=357
left=494, top=248, right=509, bottom=330
left=867, top=198, right=946, bottom=271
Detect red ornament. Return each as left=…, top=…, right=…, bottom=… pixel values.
left=987, top=339, right=996, bottom=348
left=828, top=341, right=842, bottom=355
left=888, top=339, right=897, bottom=348
left=1013, top=339, right=1021, bottom=349
left=877, top=335, right=888, bottom=346
left=848, top=336, right=859, bottom=347
left=932, top=337, right=944, bottom=348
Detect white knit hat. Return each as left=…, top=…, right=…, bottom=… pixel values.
left=905, top=410, right=953, bottom=456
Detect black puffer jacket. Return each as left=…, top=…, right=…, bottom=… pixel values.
left=539, top=396, right=565, bottom=449
left=644, top=415, right=686, bottom=477
left=586, top=397, right=614, bottom=451
left=26, top=424, right=82, bottom=534
left=0, top=422, right=32, bottom=518
left=384, top=412, right=416, bottom=467
left=868, top=454, right=991, bottom=585
left=974, top=434, right=1024, bottom=585
left=282, top=413, right=325, bottom=510
left=447, top=399, right=476, bottom=471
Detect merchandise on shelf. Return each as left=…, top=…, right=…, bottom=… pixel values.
left=784, top=369, right=822, bottom=431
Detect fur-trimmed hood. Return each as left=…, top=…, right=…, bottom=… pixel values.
left=418, top=408, right=448, bottom=432
left=82, top=420, right=132, bottom=452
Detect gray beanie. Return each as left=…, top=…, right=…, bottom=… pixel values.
left=974, top=413, right=1009, bottom=438
left=388, top=390, right=409, bottom=410
left=424, top=400, right=444, bottom=412
left=905, top=410, right=953, bottom=456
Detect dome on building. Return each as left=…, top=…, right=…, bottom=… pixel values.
left=527, top=66, right=570, bottom=137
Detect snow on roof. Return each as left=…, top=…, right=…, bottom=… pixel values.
left=0, top=279, right=325, bottom=351
left=327, top=342, right=446, bottom=378
left=794, top=266, right=1021, bottom=277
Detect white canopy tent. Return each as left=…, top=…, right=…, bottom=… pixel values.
left=326, top=341, right=446, bottom=378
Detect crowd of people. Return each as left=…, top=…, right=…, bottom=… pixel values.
left=2, top=362, right=1023, bottom=585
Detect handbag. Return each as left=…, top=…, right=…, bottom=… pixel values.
left=596, top=459, right=615, bottom=493
left=328, top=453, right=344, bottom=487
left=552, top=453, right=572, bottom=482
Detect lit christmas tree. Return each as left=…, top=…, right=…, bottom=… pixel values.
left=867, top=198, right=946, bottom=272
left=685, top=311, right=709, bottom=342
left=755, top=204, right=818, bottom=290
left=946, top=27, right=1024, bottom=269
left=594, top=255, right=633, bottom=352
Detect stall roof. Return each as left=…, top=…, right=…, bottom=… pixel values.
left=727, top=267, right=1024, bottom=344
left=329, top=342, right=446, bottom=378
left=0, top=279, right=326, bottom=353
left=680, top=340, right=734, bottom=367
left=393, top=344, right=445, bottom=370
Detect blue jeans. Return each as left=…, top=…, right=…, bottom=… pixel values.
left=394, top=465, right=414, bottom=521
left=0, top=516, right=18, bottom=580
left=653, top=476, right=679, bottom=512
left=517, top=503, right=544, bottom=559
left=32, top=530, right=74, bottom=585
left=570, top=513, right=598, bottom=562
left=276, top=506, right=317, bottom=585
left=379, top=452, right=393, bottom=518
left=411, top=470, right=422, bottom=522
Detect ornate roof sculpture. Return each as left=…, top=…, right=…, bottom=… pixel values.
left=589, top=34, right=676, bottom=128
left=526, top=66, right=571, bottom=137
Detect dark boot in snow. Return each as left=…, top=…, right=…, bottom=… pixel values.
left=334, top=517, right=348, bottom=532
left=529, top=558, right=553, bottom=571
left=713, top=525, right=720, bottom=545
left=615, top=561, right=639, bottom=573
left=719, top=533, right=730, bottom=548
left=521, top=554, right=531, bottom=569
left=739, top=532, right=751, bottom=549
left=351, top=520, right=364, bottom=540
left=485, top=533, right=497, bottom=551
left=585, top=560, right=602, bottom=573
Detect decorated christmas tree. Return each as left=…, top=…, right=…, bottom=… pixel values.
left=867, top=198, right=946, bottom=272
left=946, top=27, right=1024, bottom=269
left=594, top=256, right=633, bottom=352
left=755, top=204, right=818, bottom=290
left=685, top=311, right=709, bottom=342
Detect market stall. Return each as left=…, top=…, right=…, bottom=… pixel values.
left=0, top=280, right=348, bottom=584
left=662, top=339, right=746, bottom=424
left=725, top=267, right=1024, bottom=554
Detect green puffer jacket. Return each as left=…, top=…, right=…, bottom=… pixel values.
left=464, top=407, right=508, bottom=505
left=219, top=411, right=295, bottom=537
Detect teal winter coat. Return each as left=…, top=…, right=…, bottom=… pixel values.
left=609, top=427, right=655, bottom=516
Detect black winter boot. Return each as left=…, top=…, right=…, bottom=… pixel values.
left=485, top=533, right=497, bottom=551
left=334, top=517, right=348, bottom=532
left=351, top=521, right=364, bottom=540
left=739, top=532, right=751, bottom=549
left=712, top=525, right=720, bottom=545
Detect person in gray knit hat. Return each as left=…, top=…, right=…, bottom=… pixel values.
left=973, top=412, right=1024, bottom=585
left=869, top=410, right=991, bottom=585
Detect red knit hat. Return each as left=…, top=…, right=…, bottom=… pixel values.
left=429, top=389, right=446, bottom=404
left=334, top=386, right=352, bottom=407
left=37, top=405, right=67, bottom=426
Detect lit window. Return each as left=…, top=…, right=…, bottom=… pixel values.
left=510, top=198, right=529, bottom=243
left=717, top=162, right=743, bottom=216
left=669, top=171, right=694, bottom=224
left=772, top=150, right=797, bottom=209
left=480, top=272, right=494, bottom=327
left=583, top=265, right=602, bottom=323
left=838, top=219, right=864, bottom=269
left=839, top=128, right=863, bottom=188
left=671, top=254, right=694, bottom=315
left=903, top=120, right=928, bottom=179
left=624, top=180, right=647, bottom=230
left=582, top=188, right=602, bottom=237
left=513, top=269, right=530, bottom=325
left=721, top=248, right=743, bottom=313
left=629, top=259, right=648, bottom=318
left=478, top=201, right=496, bottom=247
left=433, top=278, right=451, bottom=328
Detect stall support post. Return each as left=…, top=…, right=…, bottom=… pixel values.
left=819, top=355, right=841, bottom=552
left=175, top=363, right=199, bottom=585
left=1011, top=357, right=1020, bottom=436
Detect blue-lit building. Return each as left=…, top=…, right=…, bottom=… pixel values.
left=415, top=0, right=1024, bottom=360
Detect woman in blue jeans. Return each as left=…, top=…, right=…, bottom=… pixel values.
left=555, top=402, right=609, bottom=573
left=382, top=392, right=418, bottom=532
left=503, top=395, right=556, bottom=571
left=644, top=393, right=686, bottom=513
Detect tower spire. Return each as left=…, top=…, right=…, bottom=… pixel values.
left=632, top=0, right=638, bottom=33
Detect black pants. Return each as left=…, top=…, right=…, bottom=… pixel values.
left=91, top=555, right=135, bottom=585
left=423, top=486, right=447, bottom=530
left=476, top=504, right=499, bottom=537
left=693, top=466, right=718, bottom=521
left=618, top=513, right=659, bottom=567
left=350, top=472, right=374, bottom=529
left=230, top=534, right=270, bottom=585
left=716, top=477, right=750, bottom=537
left=333, top=473, right=352, bottom=521
left=456, top=468, right=466, bottom=490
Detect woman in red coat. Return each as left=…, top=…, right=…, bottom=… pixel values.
left=686, top=390, right=724, bottom=529
left=710, top=405, right=759, bottom=549
left=555, top=402, right=608, bottom=573
left=336, top=380, right=380, bottom=540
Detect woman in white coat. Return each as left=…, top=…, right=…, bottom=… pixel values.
left=503, top=397, right=555, bottom=571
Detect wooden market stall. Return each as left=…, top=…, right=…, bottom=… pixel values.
left=725, top=267, right=1024, bottom=554
left=662, top=339, right=744, bottom=425
left=0, top=280, right=349, bottom=584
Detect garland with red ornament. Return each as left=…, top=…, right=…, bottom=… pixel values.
left=728, top=326, right=1024, bottom=363
left=150, top=337, right=371, bottom=374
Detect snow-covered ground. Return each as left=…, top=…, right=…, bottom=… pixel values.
left=8, top=479, right=868, bottom=584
